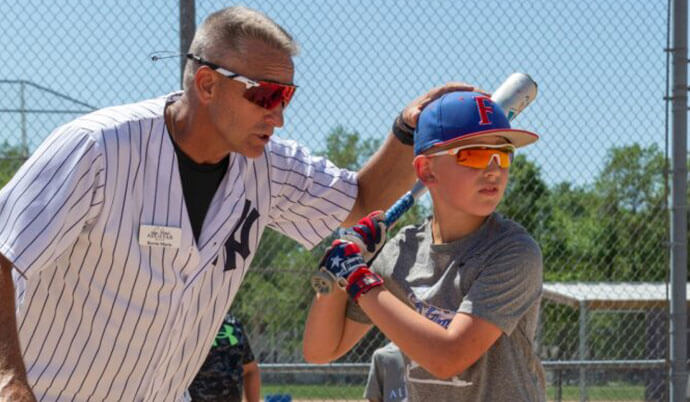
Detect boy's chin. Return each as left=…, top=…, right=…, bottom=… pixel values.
left=469, top=204, right=500, bottom=217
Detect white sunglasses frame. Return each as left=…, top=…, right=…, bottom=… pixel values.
left=425, top=143, right=517, bottom=168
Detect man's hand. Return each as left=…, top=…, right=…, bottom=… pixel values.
left=0, top=377, right=37, bottom=402
left=400, top=82, right=485, bottom=129
left=340, top=210, right=386, bottom=263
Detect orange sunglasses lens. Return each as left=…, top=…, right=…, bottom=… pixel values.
left=456, top=148, right=514, bottom=168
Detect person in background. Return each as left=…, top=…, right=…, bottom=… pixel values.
left=189, top=313, right=260, bottom=402
left=364, top=342, right=407, bottom=402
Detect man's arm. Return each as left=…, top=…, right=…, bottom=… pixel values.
left=241, top=361, right=261, bottom=402
left=0, top=254, right=36, bottom=401
left=344, top=82, right=478, bottom=226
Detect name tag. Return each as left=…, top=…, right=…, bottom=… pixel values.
left=139, top=225, right=182, bottom=248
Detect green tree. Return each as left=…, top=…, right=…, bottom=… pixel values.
left=538, top=144, right=669, bottom=363
left=317, top=125, right=382, bottom=170
left=0, top=141, right=28, bottom=188
left=592, top=143, right=667, bottom=281
left=498, top=154, right=552, bottom=240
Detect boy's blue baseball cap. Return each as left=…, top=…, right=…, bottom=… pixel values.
left=414, top=91, right=539, bottom=155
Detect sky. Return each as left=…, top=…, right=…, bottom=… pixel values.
left=0, top=0, right=673, bottom=187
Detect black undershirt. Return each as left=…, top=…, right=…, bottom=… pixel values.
left=171, top=140, right=229, bottom=243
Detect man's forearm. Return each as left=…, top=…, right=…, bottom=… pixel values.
left=345, top=133, right=416, bottom=226
left=0, top=257, right=35, bottom=401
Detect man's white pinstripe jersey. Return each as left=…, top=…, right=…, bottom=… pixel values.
left=0, top=92, right=357, bottom=401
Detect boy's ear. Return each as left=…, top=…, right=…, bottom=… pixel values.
left=413, top=155, right=437, bottom=185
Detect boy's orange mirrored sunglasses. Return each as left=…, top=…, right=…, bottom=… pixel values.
left=427, top=143, right=516, bottom=169
left=187, top=53, right=297, bottom=110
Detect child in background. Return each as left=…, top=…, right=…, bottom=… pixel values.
left=189, top=313, right=260, bottom=402
left=365, top=342, right=407, bottom=402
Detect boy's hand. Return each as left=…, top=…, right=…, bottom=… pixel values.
left=340, top=211, right=386, bottom=263
left=318, top=239, right=368, bottom=290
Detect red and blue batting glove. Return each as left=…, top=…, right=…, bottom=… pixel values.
left=319, top=239, right=384, bottom=302
left=341, top=210, right=387, bottom=264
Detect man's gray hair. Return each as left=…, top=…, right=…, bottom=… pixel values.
left=183, top=6, right=299, bottom=90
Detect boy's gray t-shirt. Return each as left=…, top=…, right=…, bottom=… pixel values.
left=347, top=213, right=546, bottom=402
left=364, top=342, right=408, bottom=402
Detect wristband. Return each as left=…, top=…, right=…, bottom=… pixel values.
left=346, top=267, right=384, bottom=302
left=391, top=113, right=414, bottom=146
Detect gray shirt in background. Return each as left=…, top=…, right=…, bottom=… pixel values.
left=364, top=342, right=407, bottom=402
left=347, top=213, right=546, bottom=402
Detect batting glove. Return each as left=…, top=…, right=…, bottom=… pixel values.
left=318, top=239, right=384, bottom=301
left=340, top=210, right=387, bottom=264
left=319, top=239, right=367, bottom=286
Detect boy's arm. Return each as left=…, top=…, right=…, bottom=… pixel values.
left=303, top=273, right=500, bottom=377
left=357, top=288, right=502, bottom=379
left=0, top=254, right=37, bottom=401
left=241, top=361, right=261, bottom=402
left=314, top=239, right=503, bottom=379
left=302, top=289, right=372, bottom=363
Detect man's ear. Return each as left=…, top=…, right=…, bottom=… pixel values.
left=194, top=67, right=218, bottom=104
left=413, top=155, right=437, bottom=185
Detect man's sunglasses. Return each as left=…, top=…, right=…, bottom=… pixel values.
left=187, top=53, right=297, bottom=110
left=427, top=143, right=516, bottom=169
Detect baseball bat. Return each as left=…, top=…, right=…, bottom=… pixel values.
left=310, top=73, right=538, bottom=294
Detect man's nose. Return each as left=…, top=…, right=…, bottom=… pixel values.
left=265, top=104, right=285, bottom=127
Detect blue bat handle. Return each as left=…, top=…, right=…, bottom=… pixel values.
left=384, top=192, right=415, bottom=226
left=383, top=181, right=427, bottom=227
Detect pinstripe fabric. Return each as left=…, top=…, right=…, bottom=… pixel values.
left=0, top=92, right=357, bottom=401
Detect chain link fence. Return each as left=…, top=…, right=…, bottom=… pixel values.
left=0, top=1, right=679, bottom=401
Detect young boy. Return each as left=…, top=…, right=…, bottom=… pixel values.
left=364, top=342, right=407, bottom=402
left=302, top=91, right=545, bottom=401
left=188, top=313, right=260, bottom=402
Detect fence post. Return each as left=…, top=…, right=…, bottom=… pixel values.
left=579, top=300, right=588, bottom=402
left=179, top=0, right=195, bottom=88
left=669, top=0, right=688, bottom=400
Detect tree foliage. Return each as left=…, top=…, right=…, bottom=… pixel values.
left=535, top=143, right=670, bottom=360
left=0, top=141, right=28, bottom=187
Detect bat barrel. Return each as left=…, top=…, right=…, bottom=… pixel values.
left=491, top=72, right=538, bottom=122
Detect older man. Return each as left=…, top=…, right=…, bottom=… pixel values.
left=0, top=6, right=475, bottom=401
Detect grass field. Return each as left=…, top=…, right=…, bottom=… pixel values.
left=262, top=384, right=646, bottom=401
left=547, top=384, right=645, bottom=400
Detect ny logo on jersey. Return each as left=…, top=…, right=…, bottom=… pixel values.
left=474, top=95, right=494, bottom=126
left=222, top=199, right=260, bottom=271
